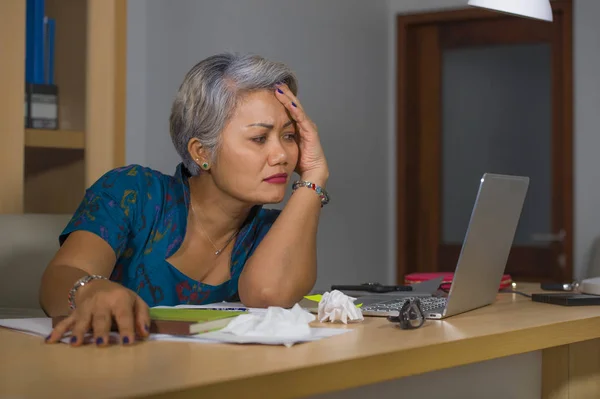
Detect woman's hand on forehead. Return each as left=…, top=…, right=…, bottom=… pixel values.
left=274, top=84, right=328, bottom=184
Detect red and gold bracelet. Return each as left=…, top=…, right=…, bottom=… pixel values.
left=292, top=180, right=330, bottom=207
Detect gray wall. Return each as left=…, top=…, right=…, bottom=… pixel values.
left=128, top=0, right=600, bottom=287
left=126, top=0, right=391, bottom=290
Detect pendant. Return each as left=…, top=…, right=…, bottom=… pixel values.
left=215, top=249, right=221, bottom=256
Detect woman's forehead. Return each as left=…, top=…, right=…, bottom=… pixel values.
left=231, top=90, right=290, bottom=124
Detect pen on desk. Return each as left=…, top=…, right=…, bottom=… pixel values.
left=211, top=307, right=248, bottom=312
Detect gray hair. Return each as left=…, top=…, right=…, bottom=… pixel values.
left=169, top=52, right=299, bottom=175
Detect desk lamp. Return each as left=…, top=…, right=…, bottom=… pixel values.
left=468, top=0, right=553, bottom=22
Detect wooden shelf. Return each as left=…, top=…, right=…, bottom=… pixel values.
left=25, top=129, right=85, bottom=149
left=0, top=0, right=126, bottom=214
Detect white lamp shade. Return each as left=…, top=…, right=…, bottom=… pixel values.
left=468, top=0, right=553, bottom=22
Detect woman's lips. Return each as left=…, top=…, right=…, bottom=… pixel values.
left=264, top=173, right=287, bottom=184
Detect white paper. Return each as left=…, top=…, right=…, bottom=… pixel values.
left=222, top=304, right=314, bottom=337
left=0, top=316, right=352, bottom=347
left=211, top=304, right=316, bottom=346
left=0, top=317, right=52, bottom=337
left=151, top=304, right=353, bottom=347
left=0, top=317, right=121, bottom=344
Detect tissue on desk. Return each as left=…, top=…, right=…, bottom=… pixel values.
left=220, top=303, right=315, bottom=338
left=318, top=290, right=364, bottom=324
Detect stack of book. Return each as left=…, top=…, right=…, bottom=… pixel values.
left=147, top=308, right=245, bottom=335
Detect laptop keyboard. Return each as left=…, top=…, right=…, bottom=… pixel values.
left=362, top=296, right=447, bottom=314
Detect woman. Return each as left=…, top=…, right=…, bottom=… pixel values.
left=41, top=52, right=329, bottom=346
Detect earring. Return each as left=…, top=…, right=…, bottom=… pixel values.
left=201, top=162, right=210, bottom=170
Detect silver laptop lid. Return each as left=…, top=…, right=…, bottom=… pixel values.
left=443, top=173, right=529, bottom=318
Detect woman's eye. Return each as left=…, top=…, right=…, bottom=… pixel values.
left=284, top=133, right=297, bottom=141
left=252, top=136, right=266, bottom=144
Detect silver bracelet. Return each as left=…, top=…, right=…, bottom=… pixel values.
left=68, top=275, right=108, bottom=310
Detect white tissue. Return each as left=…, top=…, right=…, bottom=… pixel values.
left=221, top=303, right=316, bottom=338
left=317, top=290, right=364, bottom=324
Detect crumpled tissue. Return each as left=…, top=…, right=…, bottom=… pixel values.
left=220, top=303, right=316, bottom=339
left=318, top=290, right=364, bottom=324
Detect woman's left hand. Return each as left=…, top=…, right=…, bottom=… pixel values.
left=275, top=84, right=329, bottom=185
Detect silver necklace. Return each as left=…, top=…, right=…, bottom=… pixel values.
left=191, top=202, right=239, bottom=256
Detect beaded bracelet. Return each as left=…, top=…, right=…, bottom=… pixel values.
left=292, top=180, right=330, bottom=207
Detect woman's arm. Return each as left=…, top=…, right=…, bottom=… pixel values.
left=39, top=164, right=146, bottom=318
left=42, top=229, right=151, bottom=346
left=41, top=165, right=154, bottom=346
left=39, top=231, right=117, bottom=316
left=238, top=175, right=326, bottom=308
left=238, top=83, right=329, bottom=308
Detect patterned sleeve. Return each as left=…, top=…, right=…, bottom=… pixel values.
left=59, top=165, right=148, bottom=258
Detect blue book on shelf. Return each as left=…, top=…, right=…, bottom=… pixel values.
left=26, top=0, right=45, bottom=84
left=25, top=0, right=35, bottom=83
left=44, top=17, right=55, bottom=85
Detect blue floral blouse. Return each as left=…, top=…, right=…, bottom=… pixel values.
left=59, top=163, right=280, bottom=307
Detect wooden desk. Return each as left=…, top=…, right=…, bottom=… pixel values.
left=1, top=283, right=600, bottom=399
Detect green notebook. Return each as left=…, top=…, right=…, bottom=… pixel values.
left=148, top=308, right=246, bottom=335
left=149, top=308, right=245, bottom=322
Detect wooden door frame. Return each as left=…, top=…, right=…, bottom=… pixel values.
left=395, top=1, right=573, bottom=283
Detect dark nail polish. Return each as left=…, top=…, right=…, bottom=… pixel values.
left=70, top=336, right=77, bottom=344
left=292, top=102, right=297, bottom=107
left=96, top=337, right=103, bottom=345
left=44, top=334, right=51, bottom=341
left=277, top=88, right=284, bottom=94
left=123, top=336, right=130, bottom=344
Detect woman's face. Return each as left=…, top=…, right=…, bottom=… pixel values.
left=210, top=89, right=299, bottom=205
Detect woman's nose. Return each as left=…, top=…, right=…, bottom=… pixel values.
left=268, top=141, right=288, bottom=165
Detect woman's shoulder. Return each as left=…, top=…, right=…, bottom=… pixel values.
left=85, top=164, right=178, bottom=217
left=91, top=164, right=167, bottom=192
left=88, top=164, right=184, bottom=205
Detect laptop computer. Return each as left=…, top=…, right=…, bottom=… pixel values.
left=360, top=173, right=529, bottom=319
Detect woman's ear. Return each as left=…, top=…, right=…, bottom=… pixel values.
left=187, top=138, right=210, bottom=169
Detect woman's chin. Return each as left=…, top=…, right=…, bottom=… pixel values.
left=257, top=191, right=286, bottom=205
left=263, top=196, right=285, bottom=205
